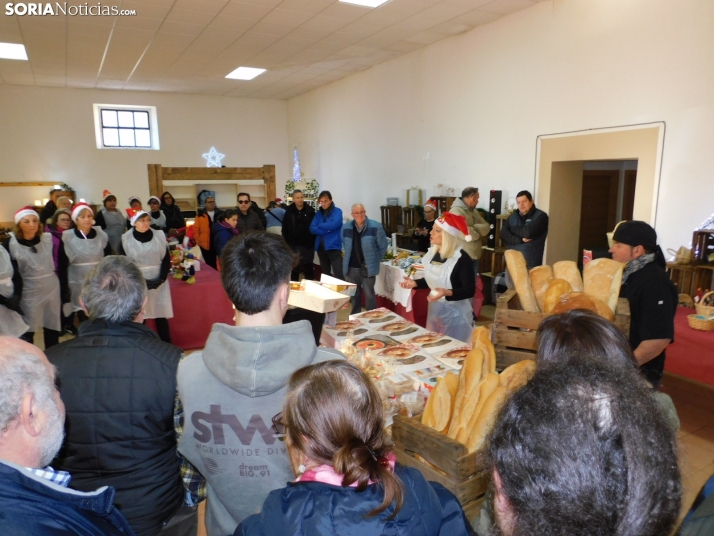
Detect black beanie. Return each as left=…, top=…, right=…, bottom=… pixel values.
left=612, top=220, right=658, bottom=252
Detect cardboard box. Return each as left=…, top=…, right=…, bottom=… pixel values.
left=319, top=274, right=357, bottom=297
left=288, top=280, right=350, bottom=313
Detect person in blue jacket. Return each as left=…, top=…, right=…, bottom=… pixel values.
left=234, top=360, right=474, bottom=536
left=212, top=209, right=240, bottom=260
left=309, top=190, right=344, bottom=279
left=342, top=204, right=388, bottom=314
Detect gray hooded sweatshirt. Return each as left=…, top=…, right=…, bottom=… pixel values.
left=177, top=319, right=344, bottom=536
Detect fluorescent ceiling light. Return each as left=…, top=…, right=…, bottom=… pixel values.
left=225, top=67, right=266, bottom=80
left=339, top=0, right=390, bottom=7
left=0, top=42, right=28, bottom=60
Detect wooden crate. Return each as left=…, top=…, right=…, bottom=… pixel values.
left=392, top=415, right=489, bottom=521
left=493, top=289, right=631, bottom=368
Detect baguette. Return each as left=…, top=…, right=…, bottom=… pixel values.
left=553, top=260, right=583, bottom=292
left=447, top=347, right=484, bottom=438
left=505, top=249, right=539, bottom=312
left=421, top=372, right=459, bottom=432
left=543, top=279, right=573, bottom=314
left=583, top=258, right=624, bottom=313
left=456, top=372, right=499, bottom=445
left=471, top=326, right=496, bottom=379
left=529, top=265, right=554, bottom=312
left=499, top=360, right=536, bottom=391
left=466, top=386, right=512, bottom=453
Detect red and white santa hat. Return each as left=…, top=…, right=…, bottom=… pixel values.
left=102, top=190, right=116, bottom=202
left=14, top=206, right=38, bottom=224
left=434, top=212, right=472, bottom=242
left=71, top=202, right=94, bottom=222
left=148, top=195, right=162, bottom=205
left=130, top=210, right=148, bottom=227
left=128, top=195, right=141, bottom=206
left=424, top=199, right=438, bottom=212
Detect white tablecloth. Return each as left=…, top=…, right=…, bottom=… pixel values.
left=374, top=262, right=423, bottom=312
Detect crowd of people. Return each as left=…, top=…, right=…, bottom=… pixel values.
left=0, top=184, right=706, bottom=536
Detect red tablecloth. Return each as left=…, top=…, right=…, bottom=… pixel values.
left=145, top=264, right=234, bottom=350
left=664, top=307, right=714, bottom=386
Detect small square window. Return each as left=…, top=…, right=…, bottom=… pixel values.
left=93, top=104, right=159, bottom=150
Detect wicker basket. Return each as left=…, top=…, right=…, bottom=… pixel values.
left=687, top=314, right=714, bottom=332
left=696, top=291, right=714, bottom=317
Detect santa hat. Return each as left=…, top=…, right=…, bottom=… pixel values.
left=423, top=199, right=437, bottom=212
left=128, top=196, right=141, bottom=206
left=102, top=190, right=116, bottom=202
left=71, top=202, right=93, bottom=222
left=129, top=210, right=148, bottom=227
left=14, top=206, right=38, bottom=224
left=434, top=212, right=472, bottom=242
left=148, top=195, right=161, bottom=205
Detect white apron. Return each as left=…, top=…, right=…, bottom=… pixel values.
left=8, top=232, right=62, bottom=332
left=99, top=208, right=127, bottom=254
left=0, top=245, right=29, bottom=337
left=121, top=229, right=173, bottom=319
left=422, top=246, right=474, bottom=342
left=62, top=227, right=109, bottom=315
left=150, top=211, right=167, bottom=230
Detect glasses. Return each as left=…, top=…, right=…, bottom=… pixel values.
left=352, top=211, right=365, bottom=215
left=271, top=412, right=287, bottom=440
left=238, top=200, right=251, bottom=204
left=149, top=200, right=159, bottom=205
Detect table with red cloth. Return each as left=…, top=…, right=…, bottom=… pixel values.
left=145, top=264, right=234, bottom=350
left=664, top=307, right=714, bottom=387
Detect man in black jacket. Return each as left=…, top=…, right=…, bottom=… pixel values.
left=500, top=190, right=549, bottom=269
left=282, top=190, right=316, bottom=280
left=236, top=192, right=265, bottom=232
left=46, top=256, right=200, bottom=536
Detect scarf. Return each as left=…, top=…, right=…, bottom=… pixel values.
left=622, top=252, right=655, bottom=284
left=295, top=452, right=396, bottom=487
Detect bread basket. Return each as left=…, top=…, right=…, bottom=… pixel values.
left=696, top=291, right=714, bottom=317
left=687, top=314, right=714, bottom=332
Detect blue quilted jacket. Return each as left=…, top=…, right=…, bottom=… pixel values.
left=342, top=218, right=388, bottom=277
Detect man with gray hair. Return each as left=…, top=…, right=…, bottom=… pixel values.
left=0, top=336, right=134, bottom=534
left=46, top=256, right=198, bottom=536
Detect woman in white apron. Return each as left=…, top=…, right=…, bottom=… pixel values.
left=0, top=245, right=29, bottom=337
left=95, top=191, right=127, bottom=254
left=60, top=203, right=110, bottom=323
left=120, top=211, right=173, bottom=343
left=400, top=212, right=476, bottom=342
left=2, top=206, right=62, bottom=348
left=147, top=195, right=168, bottom=231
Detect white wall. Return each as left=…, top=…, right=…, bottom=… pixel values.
left=287, top=0, right=714, bottom=251
left=0, top=85, right=289, bottom=220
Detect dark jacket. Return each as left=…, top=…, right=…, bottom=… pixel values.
left=0, top=459, right=135, bottom=536
left=46, top=320, right=184, bottom=536
left=500, top=205, right=549, bottom=269
left=213, top=221, right=240, bottom=258
left=310, top=204, right=343, bottom=251
left=234, top=465, right=474, bottom=536
left=236, top=208, right=264, bottom=233
left=160, top=192, right=186, bottom=230
left=39, top=200, right=57, bottom=224
left=250, top=201, right=268, bottom=229
left=282, top=203, right=316, bottom=249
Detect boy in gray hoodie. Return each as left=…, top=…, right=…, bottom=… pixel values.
left=177, top=232, right=344, bottom=536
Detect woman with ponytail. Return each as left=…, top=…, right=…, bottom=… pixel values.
left=234, top=360, right=473, bottom=536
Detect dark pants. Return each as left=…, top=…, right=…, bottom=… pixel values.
left=317, top=248, right=344, bottom=280
left=160, top=504, right=198, bottom=536
left=291, top=245, right=315, bottom=281
left=21, top=329, right=60, bottom=349
left=200, top=246, right=217, bottom=270
left=346, top=266, right=377, bottom=314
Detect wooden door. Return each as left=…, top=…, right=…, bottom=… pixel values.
left=578, top=170, right=619, bottom=256
left=622, top=169, right=637, bottom=221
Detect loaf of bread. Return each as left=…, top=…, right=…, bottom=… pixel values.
left=553, top=260, right=583, bottom=292
left=471, top=326, right=496, bottom=380
left=421, top=372, right=459, bottom=433
left=499, top=360, right=536, bottom=390
left=552, top=291, right=614, bottom=321
left=505, top=249, right=540, bottom=312
left=447, top=347, right=484, bottom=438
left=529, top=265, right=554, bottom=312
left=456, top=372, right=499, bottom=444
left=583, top=258, right=624, bottom=313
left=466, top=386, right=512, bottom=453
left=543, top=279, right=573, bottom=314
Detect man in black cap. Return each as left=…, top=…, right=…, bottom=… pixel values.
left=609, top=220, right=677, bottom=389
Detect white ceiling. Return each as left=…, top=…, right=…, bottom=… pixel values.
left=0, top=0, right=546, bottom=100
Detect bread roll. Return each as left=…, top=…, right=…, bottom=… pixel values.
left=447, top=347, right=484, bottom=438
left=471, top=326, right=496, bottom=379
left=499, top=360, right=536, bottom=390
left=466, top=386, right=512, bottom=453
left=583, top=258, right=624, bottom=313
left=456, top=372, right=499, bottom=444
left=553, top=260, right=583, bottom=292
left=505, top=249, right=539, bottom=312
left=421, top=372, right=459, bottom=432
left=529, top=265, right=554, bottom=312
left=543, top=279, right=573, bottom=314
left=551, top=291, right=614, bottom=321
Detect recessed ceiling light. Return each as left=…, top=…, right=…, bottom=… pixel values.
left=225, top=67, right=266, bottom=80
left=339, top=0, right=390, bottom=7
left=0, top=42, right=28, bottom=60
